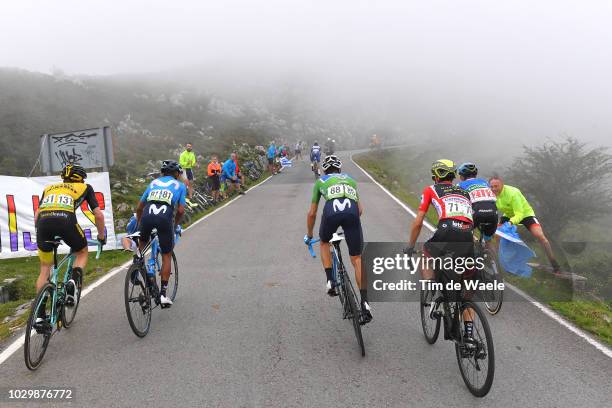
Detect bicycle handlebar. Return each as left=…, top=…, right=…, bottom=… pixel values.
left=304, top=235, right=321, bottom=258
left=87, top=240, right=103, bottom=260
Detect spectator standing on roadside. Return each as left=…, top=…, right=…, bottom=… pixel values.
left=207, top=155, right=222, bottom=202
left=179, top=143, right=197, bottom=198
left=489, top=176, right=561, bottom=273
left=267, top=141, right=277, bottom=175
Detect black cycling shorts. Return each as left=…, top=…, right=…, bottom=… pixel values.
left=424, top=220, right=474, bottom=260
left=319, top=198, right=363, bottom=256
left=500, top=215, right=540, bottom=229
left=140, top=204, right=174, bottom=254
left=37, top=212, right=87, bottom=253
left=472, top=202, right=498, bottom=238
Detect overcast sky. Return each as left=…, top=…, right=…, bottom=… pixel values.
left=1, top=0, right=611, bottom=144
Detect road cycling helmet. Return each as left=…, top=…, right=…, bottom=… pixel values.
left=321, top=155, right=342, bottom=171
left=458, top=162, right=478, bottom=178
left=314, top=141, right=319, bottom=145
left=62, top=163, right=87, bottom=182
left=431, top=159, right=456, bottom=180
left=160, top=160, right=182, bottom=175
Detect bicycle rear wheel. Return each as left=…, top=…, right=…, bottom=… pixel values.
left=124, top=263, right=152, bottom=337
left=344, top=278, right=365, bottom=357
left=24, top=283, right=54, bottom=370
left=455, top=301, right=495, bottom=397
left=420, top=287, right=441, bottom=344
left=481, top=248, right=503, bottom=315
left=156, top=250, right=179, bottom=301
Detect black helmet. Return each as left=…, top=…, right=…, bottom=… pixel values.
left=458, top=162, right=478, bottom=178
left=431, top=159, right=456, bottom=180
left=160, top=160, right=182, bottom=175
left=321, top=155, right=342, bottom=171
left=62, top=163, right=87, bottom=182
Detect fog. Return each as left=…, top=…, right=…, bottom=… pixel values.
left=1, top=0, right=612, bottom=148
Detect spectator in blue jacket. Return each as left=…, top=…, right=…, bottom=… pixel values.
left=221, top=153, right=239, bottom=194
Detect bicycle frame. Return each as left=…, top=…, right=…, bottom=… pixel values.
left=36, top=240, right=102, bottom=326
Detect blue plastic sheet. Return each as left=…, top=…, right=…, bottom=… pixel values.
left=496, top=222, right=536, bottom=277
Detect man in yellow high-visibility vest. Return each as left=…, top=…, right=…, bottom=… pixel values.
left=179, top=142, right=197, bottom=198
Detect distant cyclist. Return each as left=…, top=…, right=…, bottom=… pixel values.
left=310, top=141, right=321, bottom=175
left=35, top=164, right=106, bottom=316
left=457, top=163, right=498, bottom=244
left=136, top=160, right=186, bottom=307
left=305, top=155, right=372, bottom=324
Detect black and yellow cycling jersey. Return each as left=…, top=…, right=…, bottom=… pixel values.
left=38, top=182, right=99, bottom=215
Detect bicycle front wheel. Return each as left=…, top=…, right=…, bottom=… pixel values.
left=455, top=301, right=495, bottom=397
left=420, top=287, right=441, bottom=344
left=24, top=283, right=54, bottom=370
left=124, top=263, right=152, bottom=337
left=61, top=271, right=82, bottom=329
left=156, top=251, right=179, bottom=301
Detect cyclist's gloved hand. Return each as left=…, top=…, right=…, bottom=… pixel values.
left=175, top=225, right=182, bottom=236
left=304, top=235, right=312, bottom=245
left=97, top=235, right=106, bottom=246
left=403, top=246, right=415, bottom=257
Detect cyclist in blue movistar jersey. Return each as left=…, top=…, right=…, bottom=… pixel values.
left=310, top=141, right=322, bottom=174
left=136, top=160, right=186, bottom=307
left=457, top=162, right=498, bottom=242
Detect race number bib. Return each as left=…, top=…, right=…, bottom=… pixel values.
left=40, top=193, right=74, bottom=209
left=326, top=184, right=357, bottom=201
left=443, top=196, right=473, bottom=220
left=147, top=189, right=174, bottom=205
left=469, top=187, right=496, bottom=203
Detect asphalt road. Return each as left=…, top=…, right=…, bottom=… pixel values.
left=1, top=153, right=610, bottom=407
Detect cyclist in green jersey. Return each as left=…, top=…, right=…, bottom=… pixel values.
left=489, top=176, right=560, bottom=273
left=306, top=155, right=372, bottom=324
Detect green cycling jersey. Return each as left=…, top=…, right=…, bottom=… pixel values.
left=311, top=173, right=359, bottom=204
left=495, top=184, right=535, bottom=225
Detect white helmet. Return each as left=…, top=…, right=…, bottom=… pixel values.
left=321, top=155, right=342, bottom=171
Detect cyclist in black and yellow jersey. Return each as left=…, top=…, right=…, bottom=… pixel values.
left=35, top=164, right=106, bottom=307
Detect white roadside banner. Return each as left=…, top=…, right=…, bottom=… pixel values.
left=0, top=172, right=116, bottom=259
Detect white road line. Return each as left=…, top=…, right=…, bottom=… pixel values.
left=350, top=153, right=612, bottom=358
left=0, top=175, right=273, bottom=365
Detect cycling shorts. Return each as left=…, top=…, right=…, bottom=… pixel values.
left=268, top=158, right=274, bottom=165
left=500, top=215, right=540, bottom=230
left=36, top=212, right=87, bottom=262
left=319, top=198, right=363, bottom=256
left=139, top=208, right=174, bottom=254
left=472, top=202, right=498, bottom=240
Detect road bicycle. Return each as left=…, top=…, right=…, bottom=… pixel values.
left=474, top=223, right=503, bottom=315
left=305, top=232, right=365, bottom=356
left=311, top=161, right=320, bottom=179
left=124, top=229, right=180, bottom=337
left=24, top=238, right=102, bottom=370
left=419, top=252, right=495, bottom=397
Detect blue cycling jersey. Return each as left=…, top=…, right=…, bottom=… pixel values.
left=458, top=178, right=496, bottom=204
left=311, top=145, right=321, bottom=161
left=140, top=176, right=187, bottom=210
left=126, top=215, right=138, bottom=234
